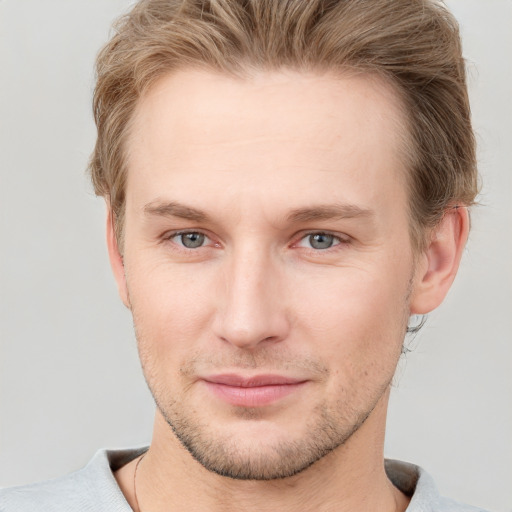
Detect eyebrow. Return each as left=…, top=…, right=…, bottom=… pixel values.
left=286, top=204, right=375, bottom=223
left=143, top=200, right=375, bottom=225
left=143, top=201, right=210, bottom=222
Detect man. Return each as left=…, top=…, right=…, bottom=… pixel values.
left=0, top=0, right=487, bottom=510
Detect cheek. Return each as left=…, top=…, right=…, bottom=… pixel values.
left=290, top=265, right=411, bottom=362
left=292, top=271, right=409, bottom=405
left=126, top=259, right=215, bottom=362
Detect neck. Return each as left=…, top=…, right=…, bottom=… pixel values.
left=117, top=389, right=409, bottom=512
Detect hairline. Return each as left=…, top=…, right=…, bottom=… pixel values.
left=113, top=63, right=428, bottom=253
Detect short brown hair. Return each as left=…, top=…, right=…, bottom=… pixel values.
left=89, top=0, right=478, bottom=250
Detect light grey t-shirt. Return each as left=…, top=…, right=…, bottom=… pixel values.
left=0, top=448, right=489, bottom=511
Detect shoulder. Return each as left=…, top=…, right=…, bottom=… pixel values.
left=385, top=459, right=491, bottom=512
left=434, top=497, right=491, bottom=512
left=0, top=447, right=146, bottom=512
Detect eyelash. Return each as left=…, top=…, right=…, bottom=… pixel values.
left=164, top=230, right=216, bottom=250
left=294, top=231, right=350, bottom=252
left=162, top=230, right=350, bottom=253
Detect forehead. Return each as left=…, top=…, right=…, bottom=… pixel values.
left=125, top=68, right=409, bottom=221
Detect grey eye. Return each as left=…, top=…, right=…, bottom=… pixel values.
left=179, top=232, right=205, bottom=248
left=308, top=233, right=336, bottom=250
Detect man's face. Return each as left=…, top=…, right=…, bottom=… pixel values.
left=118, top=68, right=418, bottom=479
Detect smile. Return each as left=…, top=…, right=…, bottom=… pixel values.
left=201, top=374, right=309, bottom=407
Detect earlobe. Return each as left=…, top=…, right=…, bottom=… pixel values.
left=410, top=207, right=469, bottom=315
left=105, top=203, right=131, bottom=309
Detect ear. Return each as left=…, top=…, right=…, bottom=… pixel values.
left=105, top=203, right=131, bottom=308
left=410, top=207, right=469, bottom=314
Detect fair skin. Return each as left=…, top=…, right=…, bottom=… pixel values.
left=109, top=68, right=468, bottom=512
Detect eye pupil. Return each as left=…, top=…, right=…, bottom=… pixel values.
left=309, top=233, right=334, bottom=250
left=181, top=232, right=205, bottom=248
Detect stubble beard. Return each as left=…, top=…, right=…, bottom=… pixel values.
left=137, top=343, right=398, bottom=481
left=131, top=274, right=412, bottom=481
left=157, top=388, right=386, bottom=481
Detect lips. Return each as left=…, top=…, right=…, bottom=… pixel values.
left=202, top=374, right=308, bottom=407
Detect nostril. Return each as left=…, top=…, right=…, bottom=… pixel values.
left=216, top=328, right=286, bottom=350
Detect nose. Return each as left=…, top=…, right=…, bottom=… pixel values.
left=212, top=245, right=290, bottom=350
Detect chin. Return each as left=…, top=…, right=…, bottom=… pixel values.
left=157, top=397, right=373, bottom=481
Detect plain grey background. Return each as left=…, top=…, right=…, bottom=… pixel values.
left=0, top=1, right=511, bottom=510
